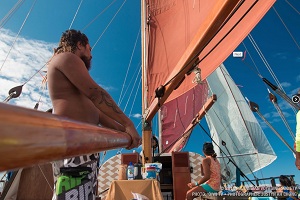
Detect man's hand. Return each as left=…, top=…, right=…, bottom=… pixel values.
left=125, top=123, right=141, bottom=149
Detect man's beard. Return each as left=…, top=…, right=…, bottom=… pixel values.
left=81, top=55, right=92, bottom=71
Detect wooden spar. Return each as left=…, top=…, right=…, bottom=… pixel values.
left=166, top=94, right=217, bottom=153
left=144, top=0, right=240, bottom=122
left=0, top=102, right=132, bottom=171
left=142, top=126, right=152, bottom=164
left=141, top=0, right=153, bottom=164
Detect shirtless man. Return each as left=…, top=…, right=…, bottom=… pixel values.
left=47, top=29, right=140, bottom=200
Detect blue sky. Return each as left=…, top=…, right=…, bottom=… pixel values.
left=0, top=0, right=299, bottom=187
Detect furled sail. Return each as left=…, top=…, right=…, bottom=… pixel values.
left=206, top=64, right=276, bottom=181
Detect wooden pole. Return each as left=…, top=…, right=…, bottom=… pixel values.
left=141, top=0, right=153, bottom=165
left=0, top=103, right=132, bottom=171
left=141, top=123, right=152, bottom=164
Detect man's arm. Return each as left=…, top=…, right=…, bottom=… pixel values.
left=98, top=110, right=125, bottom=131
left=52, top=53, right=140, bottom=149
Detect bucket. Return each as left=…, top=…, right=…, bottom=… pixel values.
left=145, top=166, right=156, bottom=179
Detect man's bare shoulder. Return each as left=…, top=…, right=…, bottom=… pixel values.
left=49, top=52, right=82, bottom=70
left=47, top=52, right=95, bottom=93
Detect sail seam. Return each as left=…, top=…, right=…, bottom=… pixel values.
left=219, top=66, right=258, bottom=178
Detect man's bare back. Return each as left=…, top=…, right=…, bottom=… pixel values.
left=48, top=52, right=99, bottom=125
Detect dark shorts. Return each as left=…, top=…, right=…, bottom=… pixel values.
left=56, top=167, right=94, bottom=200
left=52, top=154, right=99, bottom=200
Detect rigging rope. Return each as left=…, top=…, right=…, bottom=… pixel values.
left=272, top=6, right=300, bottom=50
left=247, top=34, right=298, bottom=114
left=0, top=0, right=25, bottom=29
left=0, top=0, right=37, bottom=73
left=247, top=34, right=282, bottom=91
left=118, top=28, right=141, bottom=106
left=243, top=1, right=300, bottom=113
left=268, top=89, right=295, bottom=140
left=246, top=98, right=296, bottom=154
left=69, top=0, right=84, bottom=30
left=82, top=0, right=117, bottom=31
left=3, top=93, right=14, bottom=103
left=285, top=0, right=300, bottom=15
left=241, top=42, right=262, bottom=76
left=123, top=67, right=141, bottom=113
left=38, top=165, right=54, bottom=193
left=23, top=62, right=48, bottom=86
left=129, top=73, right=142, bottom=116
left=34, top=76, right=48, bottom=110
left=120, top=63, right=141, bottom=111
left=92, top=0, right=127, bottom=50
left=119, top=62, right=141, bottom=106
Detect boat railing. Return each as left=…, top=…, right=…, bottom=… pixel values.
left=0, top=102, right=132, bottom=172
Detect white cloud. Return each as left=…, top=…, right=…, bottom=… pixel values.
left=273, top=52, right=288, bottom=60
left=289, top=87, right=300, bottom=97
left=269, top=110, right=291, bottom=120
left=130, top=113, right=142, bottom=119
left=256, top=118, right=268, bottom=129
left=263, top=112, right=271, bottom=118
left=0, top=29, right=55, bottom=111
left=277, top=98, right=295, bottom=111
left=296, top=75, right=300, bottom=82
left=280, top=82, right=291, bottom=88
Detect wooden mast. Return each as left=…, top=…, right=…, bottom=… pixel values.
left=141, top=0, right=153, bottom=164
left=0, top=102, right=132, bottom=171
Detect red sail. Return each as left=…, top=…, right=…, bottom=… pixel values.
left=142, top=0, right=275, bottom=152
left=144, top=0, right=275, bottom=106
left=160, top=83, right=208, bottom=152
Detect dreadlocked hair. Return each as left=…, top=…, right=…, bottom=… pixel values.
left=54, top=29, right=89, bottom=55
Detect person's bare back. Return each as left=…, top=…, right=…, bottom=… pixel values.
left=48, top=52, right=99, bottom=125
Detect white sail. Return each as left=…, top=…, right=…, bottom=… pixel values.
left=206, top=64, right=276, bottom=181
